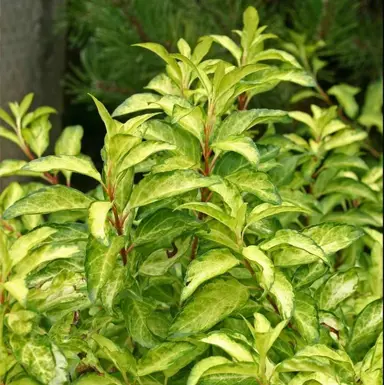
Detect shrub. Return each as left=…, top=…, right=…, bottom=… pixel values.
left=0, top=6, right=382, bottom=385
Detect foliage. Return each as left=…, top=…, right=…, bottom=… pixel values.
left=61, top=0, right=382, bottom=106
left=0, top=6, right=383, bottom=385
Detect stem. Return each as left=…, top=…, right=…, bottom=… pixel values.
left=238, top=93, right=248, bottom=110
left=190, top=102, right=216, bottom=260
left=0, top=219, right=21, bottom=237
left=16, top=125, right=58, bottom=184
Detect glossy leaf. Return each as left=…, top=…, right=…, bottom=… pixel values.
left=226, top=168, right=281, bottom=204
left=319, top=269, right=359, bottom=310
left=170, top=278, right=249, bottom=337
left=3, top=185, right=94, bottom=219
left=181, top=248, right=240, bottom=302
left=22, top=155, right=102, bottom=182
left=85, top=236, right=125, bottom=302
left=129, top=170, right=220, bottom=208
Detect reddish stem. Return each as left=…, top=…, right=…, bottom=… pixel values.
left=238, top=93, right=248, bottom=110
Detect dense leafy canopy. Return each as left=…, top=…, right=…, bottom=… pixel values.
left=0, top=6, right=382, bottom=385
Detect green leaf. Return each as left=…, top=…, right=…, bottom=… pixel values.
left=91, top=333, right=136, bottom=375
left=322, top=154, right=368, bottom=171
left=348, top=299, right=383, bottom=361
left=0, top=160, right=41, bottom=178
left=172, top=53, right=212, bottom=95
left=200, top=332, right=254, bottom=362
left=10, top=335, right=67, bottom=384
left=251, top=49, right=301, bottom=68
left=142, top=119, right=200, bottom=163
left=187, top=356, right=232, bottom=385
left=137, top=341, right=206, bottom=377
left=358, top=78, right=383, bottom=132
left=209, top=178, right=244, bottom=216
left=88, top=201, right=112, bottom=243
left=135, top=208, right=202, bottom=250
left=122, top=296, right=159, bottom=348
left=322, top=129, right=367, bottom=151
left=129, top=170, right=220, bottom=208
left=12, top=241, right=83, bottom=280
left=177, top=202, right=236, bottom=231
left=287, top=372, right=339, bottom=385
left=181, top=248, right=240, bottom=302
left=328, top=84, right=360, bottom=118
left=199, top=363, right=260, bottom=384
left=22, top=155, right=101, bottom=182
left=253, top=313, right=287, bottom=359
left=170, top=278, right=249, bottom=337
left=22, top=116, right=52, bottom=157
left=214, top=109, right=290, bottom=143
left=247, top=202, right=312, bottom=227
left=118, top=141, right=176, bottom=174
left=145, top=73, right=181, bottom=96
left=3, top=278, right=29, bottom=307
left=319, top=269, right=359, bottom=311
left=293, top=293, right=320, bottom=344
left=5, top=310, right=38, bottom=336
left=320, top=178, right=377, bottom=202
left=112, top=93, right=161, bottom=117
left=85, top=235, right=125, bottom=302
left=139, top=236, right=191, bottom=276
left=209, top=35, right=241, bottom=64
left=260, top=229, right=326, bottom=261
left=22, top=106, right=57, bottom=127
left=302, top=223, right=363, bottom=256
left=213, top=152, right=250, bottom=177
left=226, top=168, right=281, bottom=204
left=242, top=245, right=275, bottom=291
left=72, top=374, right=116, bottom=385
left=0, top=125, right=19, bottom=144
left=114, top=167, right=134, bottom=212
left=7, top=378, right=41, bottom=385
left=101, top=265, right=126, bottom=314
left=134, top=43, right=182, bottom=82
left=270, top=270, right=294, bottom=319
left=55, top=125, right=83, bottom=156
left=9, top=226, right=57, bottom=267
left=212, top=136, right=260, bottom=166
left=0, top=107, right=16, bottom=128
left=198, top=220, right=241, bottom=252
left=90, top=94, right=122, bottom=136
left=3, top=185, right=94, bottom=219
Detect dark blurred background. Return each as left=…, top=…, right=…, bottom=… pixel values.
left=0, top=0, right=382, bottom=191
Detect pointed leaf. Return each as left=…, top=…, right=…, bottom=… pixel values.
left=170, top=278, right=249, bottom=337
left=137, top=341, right=206, bottom=376
left=302, top=223, right=364, bottom=256
left=122, top=296, right=159, bottom=348
left=348, top=299, right=383, bottom=361
left=270, top=271, right=294, bottom=319
left=3, top=186, right=94, bottom=219
left=112, top=93, right=161, bottom=117
left=118, top=141, right=176, bottom=174
left=181, top=248, right=240, bottom=302
left=85, top=236, right=125, bottom=302
left=212, top=136, right=260, bottom=166
left=226, top=168, right=281, bottom=204
left=242, top=245, right=275, bottom=291
left=293, top=293, right=320, bottom=344
left=129, top=170, right=220, bottom=208
left=176, top=202, right=236, bottom=231
left=22, top=155, right=101, bottom=182
left=187, top=356, right=232, bottom=385
left=319, top=269, right=359, bottom=311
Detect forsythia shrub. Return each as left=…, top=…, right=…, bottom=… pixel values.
left=0, top=7, right=382, bottom=385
